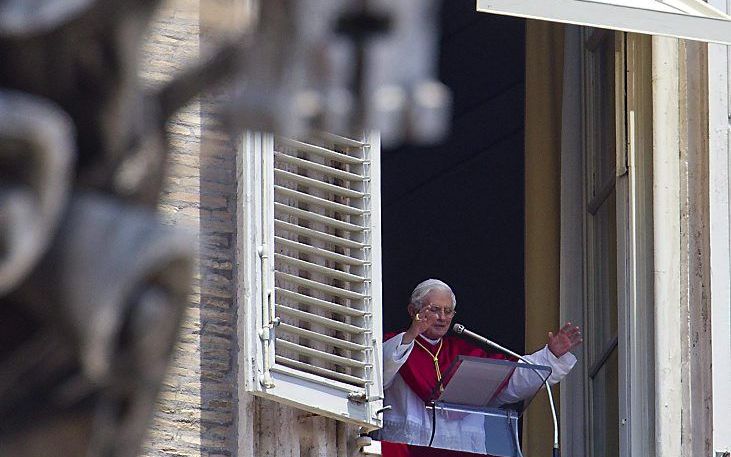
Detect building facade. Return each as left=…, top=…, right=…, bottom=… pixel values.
left=139, top=1, right=731, bottom=457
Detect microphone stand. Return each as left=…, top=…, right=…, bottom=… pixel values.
left=453, top=324, right=560, bottom=457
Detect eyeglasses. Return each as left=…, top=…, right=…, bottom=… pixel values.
left=424, top=305, right=456, bottom=317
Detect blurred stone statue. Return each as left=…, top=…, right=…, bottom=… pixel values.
left=0, top=0, right=449, bottom=455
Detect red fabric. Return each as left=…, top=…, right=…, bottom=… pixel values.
left=384, top=332, right=513, bottom=403
left=381, top=441, right=492, bottom=457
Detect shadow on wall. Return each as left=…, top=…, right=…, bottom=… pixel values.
left=198, top=96, right=239, bottom=456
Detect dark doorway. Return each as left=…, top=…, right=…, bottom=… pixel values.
left=380, top=4, right=526, bottom=353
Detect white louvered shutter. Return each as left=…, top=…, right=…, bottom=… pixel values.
left=240, top=131, right=384, bottom=429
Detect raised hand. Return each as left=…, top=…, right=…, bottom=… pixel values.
left=547, top=322, right=583, bottom=358
left=403, top=306, right=439, bottom=344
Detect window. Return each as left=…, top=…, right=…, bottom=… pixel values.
left=576, top=28, right=655, bottom=457
left=239, top=131, right=384, bottom=429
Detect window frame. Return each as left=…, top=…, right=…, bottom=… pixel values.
left=569, top=28, right=656, bottom=457
left=582, top=27, right=623, bottom=457
left=620, top=32, right=655, bottom=457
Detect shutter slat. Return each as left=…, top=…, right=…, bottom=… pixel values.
left=277, top=137, right=364, bottom=164
left=278, top=322, right=367, bottom=351
left=275, top=236, right=366, bottom=266
left=275, top=272, right=366, bottom=301
left=275, top=339, right=367, bottom=369
left=274, top=253, right=366, bottom=283
left=275, top=219, right=364, bottom=249
left=275, top=169, right=364, bottom=199
left=276, top=287, right=366, bottom=317
left=275, top=203, right=364, bottom=232
left=275, top=186, right=364, bottom=216
left=276, top=304, right=365, bottom=334
left=274, top=152, right=365, bottom=182
left=275, top=355, right=367, bottom=386
left=315, top=132, right=367, bottom=148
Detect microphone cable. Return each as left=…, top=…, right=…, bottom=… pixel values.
left=428, top=400, right=437, bottom=447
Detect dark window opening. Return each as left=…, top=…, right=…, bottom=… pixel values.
left=381, top=3, right=526, bottom=353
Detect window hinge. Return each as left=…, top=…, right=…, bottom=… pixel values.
left=348, top=391, right=367, bottom=402
left=348, top=392, right=384, bottom=404
left=258, top=317, right=280, bottom=341
left=617, top=147, right=629, bottom=177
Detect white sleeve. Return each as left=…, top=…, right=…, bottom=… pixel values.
left=383, top=332, right=414, bottom=388
left=497, top=345, right=577, bottom=404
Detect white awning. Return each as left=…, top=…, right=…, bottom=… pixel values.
left=476, top=0, right=731, bottom=45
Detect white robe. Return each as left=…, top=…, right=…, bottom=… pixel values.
left=379, top=332, right=577, bottom=454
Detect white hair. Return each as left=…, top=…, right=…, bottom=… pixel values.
left=409, top=279, right=456, bottom=311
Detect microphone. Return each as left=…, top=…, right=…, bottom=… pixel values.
left=453, top=323, right=560, bottom=457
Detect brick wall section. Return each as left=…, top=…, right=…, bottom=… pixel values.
left=137, top=2, right=366, bottom=456
left=139, top=1, right=238, bottom=455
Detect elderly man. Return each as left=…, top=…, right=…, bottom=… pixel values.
left=380, top=279, right=582, bottom=457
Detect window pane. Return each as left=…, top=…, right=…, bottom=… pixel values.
left=597, top=41, right=616, bottom=186
left=587, top=33, right=617, bottom=197
left=590, top=189, right=618, bottom=364
left=590, top=347, right=619, bottom=457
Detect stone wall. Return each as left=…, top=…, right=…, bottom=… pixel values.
left=139, top=2, right=238, bottom=455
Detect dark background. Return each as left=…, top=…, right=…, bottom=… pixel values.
left=380, top=3, right=526, bottom=352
